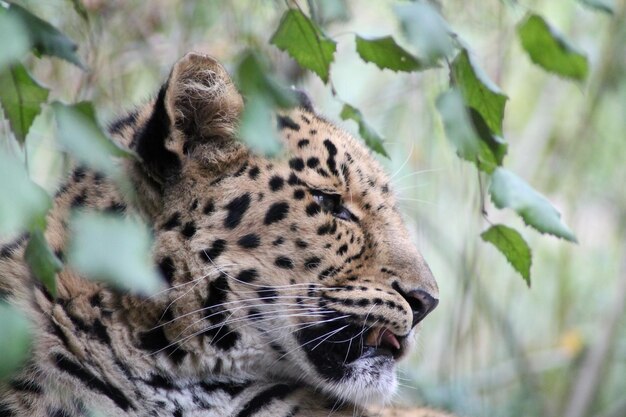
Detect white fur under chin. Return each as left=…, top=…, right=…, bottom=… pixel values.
left=326, top=356, right=398, bottom=407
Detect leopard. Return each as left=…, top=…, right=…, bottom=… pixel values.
left=0, top=53, right=450, bottom=417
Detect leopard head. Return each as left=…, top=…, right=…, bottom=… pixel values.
left=122, top=53, right=439, bottom=406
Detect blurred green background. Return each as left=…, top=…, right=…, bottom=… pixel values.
left=2, top=1, right=625, bottom=416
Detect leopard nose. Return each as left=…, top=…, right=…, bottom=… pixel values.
left=406, top=290, right=439, bottom=328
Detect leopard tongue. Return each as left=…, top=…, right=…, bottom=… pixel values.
left=365, top=326, right=400, bottom=350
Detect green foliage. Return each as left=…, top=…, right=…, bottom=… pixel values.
left=489, top=168, right=577, bottom=242
left=340, top=103, right=388, bottom=157
left=0, top=149, right=51, bottom=235
left=0, top=303, right=32, bottom=380
left=481, top=224, right=532, bottom=285
left=0, top=63, right=49, bottom=145
left=517, top=14, right=589, bottom=81
left=24, top=228, right=62, bottom=297
left=355, top=35, right=425, bottom=72
left=0, top=6, right=29, bottom=70
left=578, top=0, right=615, bottom=14
left=67, top=212, right=164, bottom=296
left=52, top=102, right=134, bottom=176
left=271, top=9, right=336, bottom=83
left=5, top=2, right=84, bottom=68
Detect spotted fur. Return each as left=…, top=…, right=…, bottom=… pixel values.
left=0, top=53, right=447, bottom=417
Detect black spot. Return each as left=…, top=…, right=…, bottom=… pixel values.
left=203, top=200, right=215, bottom=216
left=146, top=374, right=176, bottom=390
left=318, top=266, right=338, bottom=280
left=269, top=176, right=284, bottom=191
left=306, top=202, right=321, bottom=216
left=181, top=221, right=196, bottom=238
left=89, top=293, right=102, bottom=307
left=277, top=115, right=300, bottom=131
left=0, top=402, right=14, bottom=417
left=0, top=235, right=27, bottom=259
left=293, top=189, right=305, bottom=200
left=317, top=223, right=332, bottom=235
left=381, top=183, right=389, bottom=193
left=109, top=109, right=138, bottom=135
left=163, top=213, right=181, bottom=230
left=289, top=158, right=305, bottom=171
left=53, top=353, right=132, bottom=411
left=235, top=384, right=295, bottom=417
left=71, top=191, right=87, bottom=208
left=264, top=202, right=289, bottom=225
left=323, top=139, right=339, bottom=176
left=274, top=256, right=294, bottom=269
left=238, top=234, right=261, bottom=249
left=173, top=408, right=183, bottom=417
left=104, top=201, right=126, bottom=214
left=10, top=379, right=43, bottom=394
left=273, top=237, right=285, bottom=246
left=306, top=157, right=320, bottom=168
left=357, top=298, right=370, bottom=307
left=48, top=408, right=71, bottom=417
left=304, top=257, right=321, bottom=270
left=336, top=244, right=348, bottom=256
left=248, top=166, right=260, bottom=179
left=72, top=167, right=87, bottom=182
left=190, top=199, right=198, bottom=210
left=224, top=193, right=251, bottom=229
left=158, top=257, right=176, bottom=285
left=233, top=162, right=249, bottom=177
left=199, top=239, right=227, bottom=263
left=138, top=319, right=187, bottom=365
left=295, top=239, right=308, bottom=248
left=297, top=139, right=309, bottom=148
left=287, top=173, right=305, bottom=186
left=257, top=286, right=279, bottom=302
left=237, top=269, right=258, bottom=283
left=316, top=168, right=330, bottom=178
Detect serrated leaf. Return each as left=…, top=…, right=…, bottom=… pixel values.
left=481, top=224, right=532, bottom=285
left=517, top=14, right=589, bottom=81
left=53, top=101, right=133, bottom=176
left=0, top=63, right=49, bottom=145
left=0, top=6, right=30, bottom=69
left=489, top=168, right=577, bottom=242
left=578, top=0, right=614, bottom=14
left=239, top=92, right=282, bottom=157
left=0, top=149, right=51, bottom=235
left=24, top=228, right=62, bottom=297
left=270, top=9, right=336, bottom=83
left=394, top=2, right=454, bottom=64
left=436, top=89, right=507, bottom=173
left=0, top=302, right=32, bottom=380
left=355, top=35, right=425, bottom=72
left=7, top=2, right=84, bottom=69
left=452, top=49, right=508, bottom=136
left=67, top=212, right=164, bottom=295
left=340, top=103, right=388, bottom=157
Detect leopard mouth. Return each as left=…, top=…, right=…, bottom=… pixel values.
left=296, top=319, right=408, bottom=381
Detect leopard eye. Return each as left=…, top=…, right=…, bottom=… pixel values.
left=311, top=191, right=357, bottom=222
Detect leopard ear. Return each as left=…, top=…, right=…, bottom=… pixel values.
left=134, top=53, right=244, bottom=185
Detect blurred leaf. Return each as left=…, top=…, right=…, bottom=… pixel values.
left=394, top=1, right=454, bottom=64
left=0, top=149, right=51, bottom=235
left=517, top=14, right=589, bottom=81
left=0, top=6, right=30, bottom=69
left=489, top=168, right=577, bottom=242
left=0, top=302, right=32, bottom=380
left=235, top=51, right=297, bottom=108
left=24, top=228, right=62, bottom=297
left=313, top=0, right=349, bottom=24
left=6, top=2, right=84, bottom=69
left=67, top=212, right=164, bottom=295
left=0, top=63, right=49, bottom=145
left=578, top=0, right=614, bottom=14
left=270, top=9, right=337, bottom=83
left=452, top=49, right=508, bottom=136
left=481, top=224, right=532, bottom=285
left=340, top=103, right=388, bottom=157
left=69, top=0, right=89, bottom=21
left=239, top=93, right=282, bottom=157
left=52, top=101, right=134, bottom=176
left=355, top=35, right=426, bottom=72
left=436, top=89, right=506, bottom=173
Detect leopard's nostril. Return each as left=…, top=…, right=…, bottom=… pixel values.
left=406, top=290, right=438, bottom=327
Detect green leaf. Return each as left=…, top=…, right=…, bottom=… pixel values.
left=489, top=168, right=577, bottom=242
left=436, top=89, right=507, bottom=173
left=481, top=224, right=532, bottom=285
left=340, top=103, right=388, bottom=157
left=578, top=0, right=614, bottom=14
left=7, top=2, right=84, bottom=69
left=0, top=63, right=49, bottom=145
left=24, top=228, right=62, bottom=297
left=235, top=51, right=297, bottom=109
left=0, top=149, right=51, bottom=235
left=0, top=302, right=32, bottom=380
left=67, top=212, right=164, bottom=296
left=239, top=92, right=282, bottom=157
left=52, top=101, right=134, bottom=176
left=0, top=6, right=30, bottom=69
left=270, top=9, right=336, bottom=83
left=394, top=2, right=454, bottom=64
left=69, top=0, right=89, bottom=21
left=517, top=14, right=589, bottom=81
left=355, top=35, right=426, bottom=72
left=452, top=49, right=508, bottom=136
